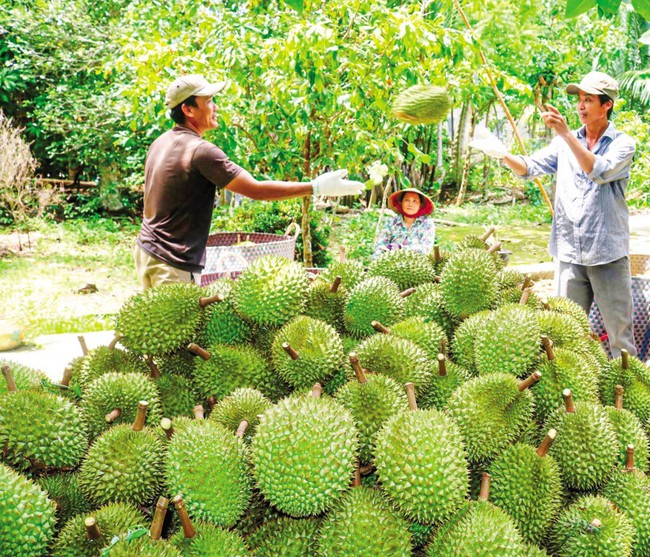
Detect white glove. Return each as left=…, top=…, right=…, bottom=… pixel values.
left=469, top=124, right=508, bottom=159
left=312, top=169, right=364, bottom=197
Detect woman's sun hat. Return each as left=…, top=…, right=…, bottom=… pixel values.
left=388, top=188, right=434, bottom=217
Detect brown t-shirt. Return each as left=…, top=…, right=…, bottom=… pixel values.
left=137, top=126, right=243, bottom=273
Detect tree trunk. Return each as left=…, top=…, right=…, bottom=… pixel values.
left=453, top=100, right=472, bottom=186
left=302, top=131, right=313, bottom=268
left=454, top=103, right=475, bottom=205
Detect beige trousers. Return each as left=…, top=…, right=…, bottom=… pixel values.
left=134, top=245, right=198, bottom=289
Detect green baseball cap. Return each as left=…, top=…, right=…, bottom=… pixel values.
left=566, top=71, right=619, bottom=102
left=165, top=74, right=227, bottom=109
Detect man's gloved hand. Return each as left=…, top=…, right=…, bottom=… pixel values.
left=312, top=169, right=365, bottom=197
left=469, top=124, right=508, bottom=160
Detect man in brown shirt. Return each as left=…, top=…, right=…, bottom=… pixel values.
left=135, top=75, right=364, bottom=288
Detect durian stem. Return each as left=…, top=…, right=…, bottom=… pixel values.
left=433, top=275, right=442, bottom=283
left=439, top=338, right=447, bottom=356
left=161, top=418, right=174, bottom=441
left=187, top=343, right=211, bottom=360
left=479, top=472, right=491, bottom=502
left=199, top=293, right=225, bottom=308
left=132, top=400, right=148, bottom=431
left=621, top=349, right=629, bottom=370
left=330, top=276, right=342, bottom=293
left=521, top=275, right=532, bottom=291
left=236, top=420, right=249, bottom=438
left=283, top=342, right=300, bottom=360
left=400, top=288, right=417, bottom=298
left=541, top=298, right=551, bottom=310
left=353, top=463, right=362, bottom=487
left=1, top=366, right=17, bottom=392
left=437, top=354, right=447, bottom=377
left=625, top=444, right=635, bottom=472
left=349, top=353, right=367, bottom=383
left=591, top=518, right=602, bottom=529
left=173, top=494, right=196, bottom=538
left=338, top=245, right=346, bottom=263
left=107, top=333, right=123, bottom=350
left=563, top=389, right=575, bottom=413
left=537, top=429, right=556, bottom=457
left=405, top=382, right=418, bottom=411
left=105, top=408, right=122, bottom=423
left=371, top=321, right=391, bottom=334
left=150, top=496, right=169, bottom=540
left=359, top=463, right=375, bottom=476
left=541, top=335, right=555, bottom=360
left=518, top=371, right=542, bottom=391
left=519, top=287, right=531, bottom=305
left=480, top=227, right=496, bottom=242
left=434, top=245, right=442, bottom=263
left=61, top=366, right=73, bottom=387
left=145, top=356, right=160, bottom=379
left=207, top=396, right=217, bottom=410
left=78, top=335, right=89, bottom=356
left=193, top=405, right=205, bottom=420
left=486, top=242, right=501, bottom=254
left=615, top=385, right=624, bottom=410
left=311, top=384, right=323, bottom=399
left=84, top=517, right=101, bottom=540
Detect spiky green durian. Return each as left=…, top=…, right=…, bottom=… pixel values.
left=0, top=463, right=57, bottom=557
left=353, top=334, right=433, bottom=394
left=445, top=373, right=535, bottom=463
left=233, top=491, right=284, bottom=540
left=392, top=85, right=451, bottom=125
left=155, top=373, right=196, bottom=419
left=37, top=472, right=90, bottom=527
left=77, top=346, right=149, bottom=390
left=425, top=499, right=527, bottom=557
left=537, top=310, right=589, bottom=351
left=524, top=545, right=552, bottom=557
left=317, top=486, right=412, bottom=557
left=200, top=278, right=252, bottom=346
left=116, top=283, right=207, bottom=356
left=550, top=495, right=634, bottom=557
left=271, top=316, right=345, bottom=389
left=250, top=324, right=280, bottom=359
left=78, top=423, right=165, bottom=507
left=344, top=276, right=405, bottom=338
left=494, top=286, right=544, bottom=310
left=192, top=343, right=288, bottom=402
left=209, top=388, right=273, bottom=440
left=429, top=244, right=452, bottom=274
left=472, top=304, right=541, bottom=377
left=319, top=259, right=366, bottom=290
left=417, top=354, right=470, bottom=410
left=440, top=248, right=499, bottom=318
left=604, top=402, right=649, bottom=472
left=495, top=268, right=525, bottom=290
left=303, top=276, right=348, bottom=333
left=450, top=310, right=491, bottom=373
left=0, top=359, right=47, bottom=393
left=368, top=249, right=437, bottom=290
left=0, top=390, right=87, bottom=472
left=387, top=316, right=447, bottom=360
left=600, top=351, right=650, bottom=428
left=488, top=440, right=563, bottom=545
left=323, top=369, right=349, bottom=396
left=231, top=255, right=308, bottom=327
left=101, top=530, right=182, bottom=557
left=402, top=281, right=458, bottom=339
left=247, top=516, right=318, bottom=557
left=51, top=502, right=146, bottom=557
left=166, top=419, right=252, bottom=527
left=171, top=522, right=251, bottom=557
left=546, top=397, right=619, bottom=491
left=335, top=372, right=408, bottom=463
left=81, top=372, right=162, bottom=438
left=374, top=407, right=469, bottom=524
left=544, top=296, right=591, bottom=334
left=251, top=393, right=358, bottom=517
left=157, top=349, right=195, bottom=378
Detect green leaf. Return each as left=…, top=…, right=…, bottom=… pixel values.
left=283, top=0, right=304, bottom=13
left=565, top=0, right=597, bottom=17
left=597, top=0, right=623, bottom=17
left=632, top=0, right=650, bottom=20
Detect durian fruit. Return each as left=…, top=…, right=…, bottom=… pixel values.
left=374, top=384, right=469, bottom=524
left=602, top=445, right=650, bottom=557
left=251, top=386, right=358, bottom=517
left=457, top=227, right=497, bottom=251
left=200, top=278, right=252, bottom=346
left=233, top=490, right=284, bottom=540
left=605, top=386, right=649, bottom=472
left=367, top=249, right=437, bottom=290
left=319, top=259, right=365, bottom=290
left=335, top=354, right=408, bottom=463
left=157, top=348, right=195, bottom=378
left=116, top=283, right=218, bottom=356
left=316, top=486, right=413, bottom=557
left=192, top=342, right=288, bottom=402
left=78, top=401, right=165, bottom=507
left=472, top=303, right=541, bottom=377
left=429, top=244, right=452, bottom=274
left=304, top=275, right=348, bottom=333
left=0, top=359, right=47, bottom=392
left=418, top=353, right=470, bottom=410
left=402, top=281, right=458, bottom=339
left=495, top=268, right=525, bottom=291
left=445, top=372, right=538, bottom=463
left=352, top=333, right=433, bottom=394
left=37, top=472, right=91, bottom=527
left=488, top=430, right=563, bottom=545
left=532, top=337, right=600, bottom=424
left=156, top=373, right=197, bottom=418
left=81, top=371, right=163, bottom=438
left=231, top=255, right=308, bottom=327
left=0, top=371, right=88, bottom=472
left=440, top=248, right=499, bottom=318
left=209, top=388, right=272, bottom=441
left=250, top=324, right=280, bottom=360
left=0, top=462, right=57, bottom=557
left=550, top=495, right=634, bottom=557
left=271, top=316, right=345, bottom=390
left=392, top=84, right=451, bottom=125
left=449, top=309, right=491, bottom=373
left=537, top=309, right=589, bottom=351
left=165, top=418, right=252, bottom=527
left=77, top=345, right=150, bottom=391
left=246, top=516, right=319, bottom=557
left=524, top=545, right=552, bottom=557
left=544, top=295, right=591, bottom=334
left=545, top=389, right=619, bottom=491
left=380, top=316, right=447, bottom=360
left=344, top=276, right=405, bottom=338
left=425, top=473, right=527, bottom=557
left=170, top=494, right=251, bottom=557
left=100, top=530, right=182, bottom=557
left=51, top=502, right=146, bottom=557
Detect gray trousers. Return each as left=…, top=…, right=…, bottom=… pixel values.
left=556, top=257, right=637, bottom=358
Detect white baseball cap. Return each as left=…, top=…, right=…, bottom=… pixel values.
left=566, top=71, right=619, bottom=102
left=165, top=74, right=227, bottom=109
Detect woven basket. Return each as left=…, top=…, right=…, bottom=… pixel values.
left=200, top=223, right=300, bottom=286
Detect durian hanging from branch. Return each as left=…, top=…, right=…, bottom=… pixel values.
left=391, top=85, right=451, bottom=125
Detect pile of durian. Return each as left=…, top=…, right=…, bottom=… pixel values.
left=2, top=231, right=650, bottom=557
